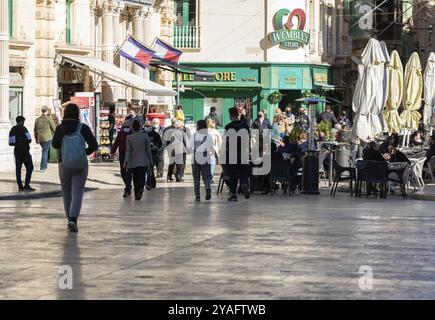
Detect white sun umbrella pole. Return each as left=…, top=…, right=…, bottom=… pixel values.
left=352, top=39, right=386, bottom=143
left=424, top=52, right=435, bottom=135
left=379, top=41, right=391, bottom=134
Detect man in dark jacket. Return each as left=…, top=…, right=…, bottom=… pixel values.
left=363, top=141, right=386, bottom=162
left=9, top=116, right=35, bottom=191
left=295, top=107, right=310, bottom=132
left=252, top=110, right=272, bottom=133
left=111, top=119, right=133, bottom=197
left=425, top=135, right=435, bottom=164
left=205, top=106, right=221, bottom=129
left=151, top=118, right=165, bottom=177
left=319, top=105, right=338, bottom=126
left=144, top=120, right=163, bottom=178
left=222, top=107, right=251, bottom=201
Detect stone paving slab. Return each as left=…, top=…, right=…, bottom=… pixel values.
left=1, top=185, right=435, bottom=299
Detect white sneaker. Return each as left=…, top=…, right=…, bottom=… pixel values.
left=40, top=169, right=47, bottom=173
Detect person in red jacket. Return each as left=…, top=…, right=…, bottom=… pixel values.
left=111, top=119, right=133, bottom=198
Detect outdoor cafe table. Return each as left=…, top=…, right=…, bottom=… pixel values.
left=353, top=160, right=410, bottom=197
left=319, top=141, right=349, bottom=186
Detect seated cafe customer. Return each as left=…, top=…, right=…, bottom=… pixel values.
left=363, top=141, right=386, bottom=162
left=386, top=144, right=411, bottom=164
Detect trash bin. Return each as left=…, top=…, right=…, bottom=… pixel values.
left=336, top=148, right=351, bottom=168
left=301, top=151, right=320, bottom=195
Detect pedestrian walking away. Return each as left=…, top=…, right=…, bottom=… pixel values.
left=34, top=105, right=56, bottom=172
left=144, top=120, right=163, bottom=190
left=192, top=120, right=214, bottom=201
left=8, top=116, right=35, bottom=192
left=111, top=119, right=133, bottom=198
left=222, top=107, right=251, bottom=201
left=124, top=120, right=153, bottom=200
left=206, top=118, right=223, bottom=183
left=52, top=103, right=98, bottom=233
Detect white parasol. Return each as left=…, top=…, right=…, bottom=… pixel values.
left=351, top=38, right=387, bottom=142
left=424, top=52, right=435, bottom=127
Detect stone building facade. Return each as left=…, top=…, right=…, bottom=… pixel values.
left=0, top=0, right=175, bottom=170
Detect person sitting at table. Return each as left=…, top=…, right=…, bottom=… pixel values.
left=363, top=141, right=386, bottom=162
left=387, top=143, right=411, bottom=164
left=425, top=135, right=435, bottom=167
left=298, top=132, right=309, bottom=152
left=379, top=136, right=393, bottom=154
left=410, top=131, right=424, bottom=147
left=386, top=143, right=411, bottom=195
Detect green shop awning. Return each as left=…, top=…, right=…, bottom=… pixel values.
left=179, top=82, right=263, bottom=90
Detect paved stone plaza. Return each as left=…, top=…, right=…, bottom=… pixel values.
left=1, top=167, right=435, bottom=300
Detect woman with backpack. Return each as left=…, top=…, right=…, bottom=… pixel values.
left=52, top=103, right=98, bottom=232
left=124, top=120, right=153, bottom=200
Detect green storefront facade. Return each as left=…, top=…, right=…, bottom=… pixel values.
left=176, top=62, right=331, bottom=127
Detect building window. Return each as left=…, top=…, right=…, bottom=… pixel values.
left=8, top=0, right=13, bottom=37
left=66, top=0, right=72, bottom=44
left=174, top=0, right=200, bottom=48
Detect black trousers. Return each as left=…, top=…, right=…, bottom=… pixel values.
left=155, top=149, right=164, bottom=176
left=119, top=154, right=132, bottom=192
left=132, top=166, right=147, bottom=193
left=227, top=164, right=250, bottom=195
left=15, top=153, right=34, bottom=189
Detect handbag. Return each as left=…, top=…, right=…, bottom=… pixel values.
left=147, top=168, right=156, bottom=189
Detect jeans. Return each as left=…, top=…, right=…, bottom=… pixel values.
left=192, top=163, right=212, bottom=197
left=15, top=153, right=34, bottom=189
left=59, top=162, right=89, bottom=219
left=155, top=148, right=164, bottom=176
left=40, top=141, right=51, bottom=170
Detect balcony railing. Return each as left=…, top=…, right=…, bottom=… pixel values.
left=174, top=25, right=201, bottom=49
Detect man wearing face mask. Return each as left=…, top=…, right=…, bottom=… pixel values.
left=111, top=120, right=133, bottom=198
left=143, top=120, right=162, bottom=189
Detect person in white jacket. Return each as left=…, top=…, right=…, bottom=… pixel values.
left=192, top=120, right=215, bottom=201
left=206, top=118, right=223, bottom=183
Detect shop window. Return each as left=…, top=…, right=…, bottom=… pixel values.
left=66, top=0, right=72, bottom=44
left=8, top=0, right=13, bottom=37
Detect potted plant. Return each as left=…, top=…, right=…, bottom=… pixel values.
left=268, top=91, right=283, bottom=105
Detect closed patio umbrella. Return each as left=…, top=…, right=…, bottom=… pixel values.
left=351, top=38, right=386, bottom=142
left=383, top=50, right=404, bottom=135
left=379, top=41, right=390, bottom=133
left=401, top=52, right=423, bottom=131
left=424, top=52, right=435, bottom=127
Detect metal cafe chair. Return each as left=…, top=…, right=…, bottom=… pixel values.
left=356, top=161, right=389, bottom=198
left=388, top=162, right=410, bottom=199
left=330, top=160, right=356, bottom=197
left=217, top=165, right=230, bottom=195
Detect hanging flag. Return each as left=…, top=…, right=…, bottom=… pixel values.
left=152, top=37, right=183, bottom=63
left=119, top=36, right=156, bottom=69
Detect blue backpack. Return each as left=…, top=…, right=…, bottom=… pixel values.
left=61, top=123, right=87, bottom=171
